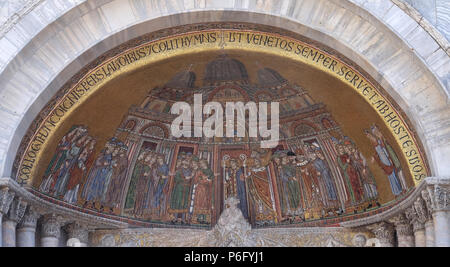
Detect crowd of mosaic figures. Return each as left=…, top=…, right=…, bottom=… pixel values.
left=37, top=122, right=407, bottom=226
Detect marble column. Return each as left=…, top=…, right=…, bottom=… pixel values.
left=421, top=189, right=435, bottom=247
left=409, top=196, right=429, bottom=247
left=2, top=197, right=26, bottom=247
left=17, top=207, right=40, bottom=247
left=65, top=222, right=89, bottom=247
left=389, top=214, right=414, bottom=247
left=425, top=220, right=435, bottom=247
left=367, top=222, right=395, bottom=247
left=433, top=210, right=449, bottom=247
left=41, top=214, right=62, bottom=247
left=0, top=187, right=14, bottom=247
left=412, top=221, right=426, bottom=247
left=425, top=184, right=450, bottom=247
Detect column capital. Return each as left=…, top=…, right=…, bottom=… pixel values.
left=426, top=184, right=450, bottom=212
left=405, top=196, right=429, bottom=231
left=389, top=213, right=414, bottom=237
left=0, top=187, right=15, bottom=216
left=65, top=222, right=90, bottom=246
left=366, top=222, right=395, bottom=246
left=18, top=206, right=40, bottom=229
left=41, top=214, right=63, bottom=239
left=5, top=197, right=27, bottom=223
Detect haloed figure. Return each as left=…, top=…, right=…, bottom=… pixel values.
left=365, top=129, right=403, bottom=196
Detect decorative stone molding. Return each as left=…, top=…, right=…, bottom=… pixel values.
left=65, top=222, right=89, bottom=245
left=366, top=222, right=395, bottom=247
left=414, top=196, right=430, bottom=222
left=421, top=189, right=434, bottom=216
left=208, top=197, right=260, bottom=247
left=389, top=214, right=414, bottom=237
left=92, top=201, right=365, bottom=247
left=0, top=0, right=44, bottom=39
left=352, top=234, right=368, bottom=247
left=5, top=197, right=27, bottom=223
left=18, top=206, right=39, bottom=229
left=0, top=178, right=127, bottom=229
left=392, top=0, right=450, bottom=55
left=41, top=214, right=62, bottom=239
left=427, top=185, right=450, bottom=212
left=0, top=187, right=14, bottom=215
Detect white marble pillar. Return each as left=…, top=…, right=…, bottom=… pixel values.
left=367, top=222, right=395, bottom=247
left=433, top=211, right=450, bottom=247
left=41, top=214, right=62, bottom=247
left=427, top=184, right=450, bottom=247
left=389, top=214, right=415, bottom=247
left=409, top=196, right=430, bottom=247
left=2, top=198, right=27, bottom=247
left=412, top=221, right=426, bottom=247
left=0, top=187, right=15, bottom=247
left=425, top=220, right=435, bottom=247
left=17, top=207, right=40, bottom=247
left=65, top=222, right=89, bottom=247
left=420, top=189, right=435, bottom=247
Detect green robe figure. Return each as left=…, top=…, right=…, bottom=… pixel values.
left=125, top=153, right=149, bottom=210
left=169, top=159, right=194, bottom=222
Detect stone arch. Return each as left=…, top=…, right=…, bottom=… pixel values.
left=0, top=0, right=448, bottom=180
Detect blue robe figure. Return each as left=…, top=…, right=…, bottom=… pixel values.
left=53, top=143, right=82, bottom=197
left=152, top=163, right=170, bottom=212
left=374, top=140, right=403, bottom=196
left=314, top=157, right=338, bottom=201
left=83, top=151, right=113, bottom=202
left=234, top=168, right=249, bottom=220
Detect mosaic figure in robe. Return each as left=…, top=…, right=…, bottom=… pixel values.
left=39, top=126, right=87, bottom=193
left=336, top=143, right=364, bottom=204
left=312, top=149, right=339, bottom=207
left=243, top=157, right=277, bottom=225
left=169, top=154, right=195, bottom=223
left=276, top=154, right=302, bottom=218
left=151, top=155, right=170, bottom=218
left=52, top=134, right=88, bottom=198
left=365, top=126, right=403, bottom=197
left=134, top=154, right=156, bottom=217
left=348, top=144, right=379, bottom=202
left=190, top=159, right=214, bottom=224
left=124, top=151, right=149, bottom=211
left=225, top=159, right=249, bottom=220
left=104, top=144, right=129, bottom=212
left=64, top=137, right=96, bottom=204
left=82, top=141, right=115, bottom=207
